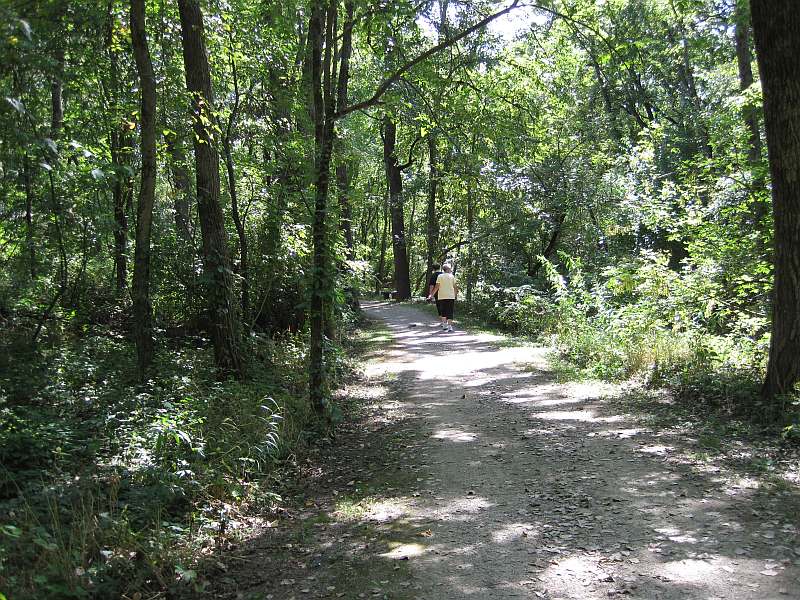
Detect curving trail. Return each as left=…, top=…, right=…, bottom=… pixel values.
left=352, top=300, right=799, bottom=599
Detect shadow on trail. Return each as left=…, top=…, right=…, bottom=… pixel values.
left=208, top=301, right=800, bottom=599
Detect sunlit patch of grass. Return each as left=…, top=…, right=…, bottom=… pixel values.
left=546, top=353, right=592, bottom=382
left=334, top=495, right=380, bottom=520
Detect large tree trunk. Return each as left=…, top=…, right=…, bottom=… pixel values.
left=751, top=0, right=800, bottom=402
left=382, top=117, right=412, bottom=300
left=178, top=0, right=243, bottom=378
left=130, top=0, right=157, bottom=377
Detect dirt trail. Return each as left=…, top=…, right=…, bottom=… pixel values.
left=212, top=301, right=800, bottom=600
left=352, top=301, right=800, bottom=599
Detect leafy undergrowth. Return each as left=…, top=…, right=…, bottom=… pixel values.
left=0, top=320, right=358, bottom=600
left=191, top=318, right=419, bottom=599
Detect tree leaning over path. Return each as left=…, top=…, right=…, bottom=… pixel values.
left=751, top=1, right=800, bottom=402
left=129, top=0, right=157, bottom=378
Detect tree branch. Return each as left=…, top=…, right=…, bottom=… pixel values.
left=335, top=0, right=521, bottom=119
left=399, top=133, right=423, bottom=170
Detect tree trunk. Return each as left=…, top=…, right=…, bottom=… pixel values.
left=130, top=0, right=157, bottom=378
left=336, top=1, right=355, bottom=260
left=308, top=0, right=336, bottom=415
left=23, top=155, right=35, bottom=279
left=224, top=138, right=249, bottom=323
left=223, top=37, right=249, bottom=323
left=111, top=128, right=132, bottom=294
left=49, top=22, right=67, bottom=295
left=383, top=116, right=412, bottom=300
left=376, top=187, right=389, bottom=293
left=425, top=134, right=439, bottom=295
left=751, top=0, right=800, bottom=402
left=50, top=48, right=64, bottom=140
left=735, top=0, right=762, bottom=164
left=466, top=190, right=475, bottom=305
left=178, top=0, right=243, bottom=378
left=166, top=133, right=194, bottom=246
left=528, top=212, right=566, bottom=277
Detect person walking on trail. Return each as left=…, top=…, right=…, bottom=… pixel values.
left=428, top=263, right=445, bottom=328
left=428, top=263, right=458, bottom=332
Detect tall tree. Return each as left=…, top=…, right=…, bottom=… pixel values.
left=130, top=0, right=157, bottom=376
left=335, top=0, right=356, bottom=260
left=751, top=0, right=800, bottom=400
left=382, top=116, right=413, bottom=300
left=222, top=32, right=249, bottom=322
left=177, top=0, right=244, bottom=377
left=307, top=0, right=336, bottom=414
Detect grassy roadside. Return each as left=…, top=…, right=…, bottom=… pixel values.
left=195, top=315, right=420, bottom=600
left=0, top=312, right=390, bottom=600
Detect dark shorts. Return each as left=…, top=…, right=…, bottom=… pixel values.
left=435, top=298, right=444, bottom=316
left=439, top=299, right=455, bottom=319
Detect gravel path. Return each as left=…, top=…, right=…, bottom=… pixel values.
left=355, top=300, right=800, bottom=599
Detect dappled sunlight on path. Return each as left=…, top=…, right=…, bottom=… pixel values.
left=351, top=301, right=800, bottom=599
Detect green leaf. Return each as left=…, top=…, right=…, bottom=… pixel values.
left=1, top=524, right=22, bottom=538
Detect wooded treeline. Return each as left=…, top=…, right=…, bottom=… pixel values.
left=1, top=0, right=800, bottom=595
left=3, top=0, right=798, bottom=405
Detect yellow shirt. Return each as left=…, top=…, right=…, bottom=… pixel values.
left=436, top=273, right=456, bottom=299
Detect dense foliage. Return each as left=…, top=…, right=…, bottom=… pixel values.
left=1, top=0, right=799, bottom=597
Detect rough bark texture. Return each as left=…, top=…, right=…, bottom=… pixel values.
left=130, top=0, right=157, bottom=377
left=178, top=0, right=243, bottom=378
left=383, top=117, right=412, bottom=300
left=751, top=0, right=800, bottom=400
